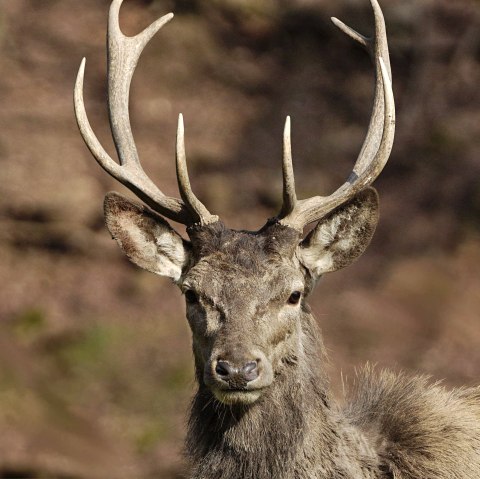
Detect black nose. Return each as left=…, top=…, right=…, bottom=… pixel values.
left=215, top=360, right=259, bottom=384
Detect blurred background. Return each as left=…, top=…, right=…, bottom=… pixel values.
left=0, top=0, right=479, bottom=477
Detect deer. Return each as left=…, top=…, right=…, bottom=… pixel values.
left=74, top=0, right=480, bottom=478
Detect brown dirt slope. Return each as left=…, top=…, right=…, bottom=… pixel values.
left=0, top=0, right=479, bottom=477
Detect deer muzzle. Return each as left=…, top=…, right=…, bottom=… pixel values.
left=204, top=349, right=274, bottom=405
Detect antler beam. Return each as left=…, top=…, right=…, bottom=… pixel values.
left=278, top=0, right=395, bottom=231
left=74, top=0, right=217, bottom=226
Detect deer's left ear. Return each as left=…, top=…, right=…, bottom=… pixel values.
left=296, top=188, right=379, bottom=279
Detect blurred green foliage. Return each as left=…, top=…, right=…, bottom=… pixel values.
left=12, top=308, right=47, bottom=341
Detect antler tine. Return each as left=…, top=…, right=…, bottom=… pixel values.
left=74, top=0, right=215, bottom=226
left=332, top=0, right=391, bottom=175
left=176, top=114, right=219, bottom=224
left=278, top=0, right=394, bottom=231
left=280, top=116, right=297, bottom=217
left=74, top=58, right=123, bottom=180
left=330, top=17, right=368, bottom=49
left=107, top=0, right=173, bottom=169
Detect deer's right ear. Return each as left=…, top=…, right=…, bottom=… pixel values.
left=104, top=192, right=191, bottom=282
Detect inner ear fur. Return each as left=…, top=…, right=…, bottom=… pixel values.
left=104, top=192, right=191, bottom=281
left=297, top=188, right=379, bottom=278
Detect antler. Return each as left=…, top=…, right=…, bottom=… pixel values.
left=278, top=0, right=395, bottom=231
left=74, top=0, right=217, bottom=226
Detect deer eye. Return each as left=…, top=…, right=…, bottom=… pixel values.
left=185, top=289, right=199, bottom=304
left=287, top=291, right=302, bottom=305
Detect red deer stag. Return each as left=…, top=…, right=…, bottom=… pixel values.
left=74, top=0, right=480, bottom=477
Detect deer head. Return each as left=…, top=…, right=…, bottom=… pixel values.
left=74, top=0, right=394, bottom=406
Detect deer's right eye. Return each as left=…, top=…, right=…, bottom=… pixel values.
left=287, top=291, right=302, bottom=305
left=185, top=290, right=199, bottom=304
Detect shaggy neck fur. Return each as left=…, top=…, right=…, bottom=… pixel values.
left=186, top=313, right=379, bottom=479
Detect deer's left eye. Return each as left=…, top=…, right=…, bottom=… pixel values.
left=287, top=291, right=302, bottom=305
left=185, top=290, right=199, bottom=304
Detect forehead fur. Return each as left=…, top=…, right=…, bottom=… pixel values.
left=185, top=222, right=304, bottom=313
left=187, top=221, right=301, bottom=267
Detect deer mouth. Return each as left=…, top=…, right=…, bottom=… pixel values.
left=212, top=387, right=264, bottom=405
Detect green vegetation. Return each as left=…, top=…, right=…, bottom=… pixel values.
left=12, top=308, right=47, bottom=341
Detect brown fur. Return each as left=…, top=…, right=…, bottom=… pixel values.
left=345, top=367, right=480, bottom=479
